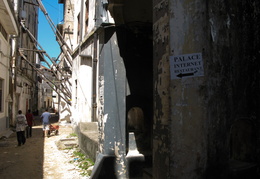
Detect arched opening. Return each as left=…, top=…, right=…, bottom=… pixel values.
left=108, top=0, right=153, bottom=177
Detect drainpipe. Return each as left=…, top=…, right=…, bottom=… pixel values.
left=16, top=0, right=24, bottom=114
left=92, top=33, right=97, bottom=122
left=79, top=0, right=84, bottom=47
left=92, top=0, right=101, bottom=122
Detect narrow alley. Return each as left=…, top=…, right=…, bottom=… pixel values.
left=1, top=0, right=260, bottom=178
left=0, top=116, right=88, bottom=179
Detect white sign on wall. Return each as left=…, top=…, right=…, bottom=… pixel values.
left=170, top=53, right=204, bottom=79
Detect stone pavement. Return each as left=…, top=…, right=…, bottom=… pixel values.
left=0, top=115, right=90, bottom=179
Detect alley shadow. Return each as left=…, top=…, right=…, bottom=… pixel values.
left=0, top=125, right=44, bottom=178
left=0, top=114, right=59, bottom=178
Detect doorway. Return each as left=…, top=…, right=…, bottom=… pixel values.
left=110, top=0, right=153, bottom=174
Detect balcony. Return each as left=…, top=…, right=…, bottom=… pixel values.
left=0, top=0, right=18, bottom=35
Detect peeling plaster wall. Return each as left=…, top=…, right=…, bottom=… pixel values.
left=153, top=0, right=171, bottom=178
left=169, top=1, right=207, bottom=179
left=153, top=0, right=260, bottom=178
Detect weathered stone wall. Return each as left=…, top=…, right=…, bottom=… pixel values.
left=76, top=122, right=98, bottom=161
left=153, top=0, right=260, bottom=178
left=153, top=0, right=171, bottom=178
left=169, top=1, right=207, bottom=178
left=204, top=1, right=260, bottom=178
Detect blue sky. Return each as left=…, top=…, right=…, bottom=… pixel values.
left=38, top=0, right=64, bottom=63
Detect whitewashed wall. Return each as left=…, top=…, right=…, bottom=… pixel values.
left=69, top=0, right=115, bottom=125
left=0, top=36, right=10, bottom=132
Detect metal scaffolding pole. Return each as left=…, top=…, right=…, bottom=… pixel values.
left=36, top=0, right=73, bottom=66
left=20, top=21, right=72, bottom=87
left=19, top=50, right=71, bottom=105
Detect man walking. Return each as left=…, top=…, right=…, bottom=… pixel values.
left=26, top=109, right=34, bottom=138
left=16, top=110, right=27, bottom=146
left=40, top=109, right=51, bottom=137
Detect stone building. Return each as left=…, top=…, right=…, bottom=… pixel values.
left=53, top=0, right=74, bottom=122
left=12, top=0, right=39, bottom=123
left=154, top=1, right=260, bottom=178
left=39, top=66, right=54, bottom=112
left=0, top=0, right=18, bottom=134
left=57, top=0, right=260, bottom=178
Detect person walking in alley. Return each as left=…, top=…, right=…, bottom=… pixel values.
left=26, top=109, right=34, bottom=138
left=15, top=110, right=28, bottom=146
left=40, top=109, right=51, bottom=137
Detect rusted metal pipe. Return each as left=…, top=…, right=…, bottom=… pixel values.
left=92, top=33, right=98, bottom=122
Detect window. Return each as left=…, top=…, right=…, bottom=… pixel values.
left=85, top=0, right=89, bottom=35
left=77, top=13, right=80, bottom=43
left=0, top=79, right=3, bottom=112
left=0, top=22, right=8, bottom=40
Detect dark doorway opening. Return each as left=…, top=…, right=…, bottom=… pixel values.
left=111, top=0, right=153, bottom=177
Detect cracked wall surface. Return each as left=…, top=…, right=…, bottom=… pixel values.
left=153, top=0, right=260, bottom=178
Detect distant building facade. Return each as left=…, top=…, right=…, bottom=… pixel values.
left=39, top=66, right=54, bottom=112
